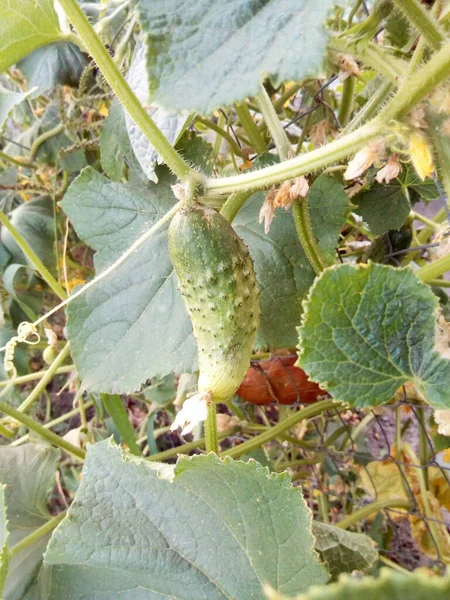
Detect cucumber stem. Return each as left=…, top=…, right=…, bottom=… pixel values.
left=205, top=401, right=219, bottom=454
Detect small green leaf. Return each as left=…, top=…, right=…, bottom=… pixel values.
left=0, top=196, right=56, bottom=273
left=298, top=263, right=450, bottom=408
left=44, top=440, right=327, bottom=598
left=308, top=175, right=351, bottom=264
left=399, top=165, right=436, bottom=202
left=100, top=98, right=144, bottom=183
left=312, top=522, right=377, bottom=581
left=354, top=182, right=410, bottom=235
left=177, top=132, right=215, bottom=176
left=101, top=394, right=141, bottom=456
left=266, top=568, right=450, bottom=600
left=137, top=0, right=344, bottom=113
left=0, top=443, right=59, bottom=600
left=0, top=0, right=63, bottom=74
left=144, top=374, right=176, bottom=406
left=17, top=42, right=88, bottom=95
left=0, top=87, right=32, bottom=133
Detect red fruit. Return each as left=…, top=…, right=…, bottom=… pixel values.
left=236, top=355, right=326, bottom=405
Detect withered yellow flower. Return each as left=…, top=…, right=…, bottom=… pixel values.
left=408, top=132, right=434, bottom=180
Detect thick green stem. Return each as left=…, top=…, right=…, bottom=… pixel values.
left=392, top=0, right=445, bottom=50
left=235, top=102, right=267, bottom=154
left=9, top=511, right=66, bottom=558
left=416, top=253, right=450, bottom=282
left=0, top=400, right=85, bottom=460
left=220, top=191, right=254, bottom=223
left=58, top=0, right=196, bottom=183
left=257, top=84, right=291, bottom=160
left=205, top=401, right=219, bottom=454
left=0, top=212, right=67, bottom=300
left=205, top=120, right=381, bottom=194
left=338, top=76, right=356, bottom=128
left=17, top=342, right=71, bottom=413
left=0, top=365, right=74, bottom=388
left=292, top=198, right=327, bottom=275
left=221, top=399, right=339, bottom=459
left=337, top=498, right=411, bottom=529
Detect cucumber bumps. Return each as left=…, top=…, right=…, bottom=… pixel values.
left=169, top=202, right=260, bottom=402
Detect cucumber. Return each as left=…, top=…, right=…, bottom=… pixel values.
left=169, top=202, right=260, bottom=401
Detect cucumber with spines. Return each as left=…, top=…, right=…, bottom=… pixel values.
left=169, top=201, right=260, bottom=401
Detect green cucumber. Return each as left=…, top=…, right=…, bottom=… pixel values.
left=169, top=202, right=260, bottom=401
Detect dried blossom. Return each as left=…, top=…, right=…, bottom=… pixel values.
left=259, top=188, right=277, bottom=233
left=289, top=176, right=309, bottom=200
left=344, top=139, right=385, bottom=180
left=375, top=154, right=401, bottom=184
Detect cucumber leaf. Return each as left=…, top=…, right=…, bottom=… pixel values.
left=0, top=0, right=63, bottom=74
left=136, top=0, right=344, bottom=113
left=265, top=568, right=450, bottom=600
left=298, top=263, right=450, bottom=408
left=0, top=443, right=60, bottom=600
left=44, top=440, right=327, bottom=598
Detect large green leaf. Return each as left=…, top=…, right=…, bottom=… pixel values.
left=61, top=167, right=198, bottom=393
left=137, top=0, right=343, bottom=113
left=0, top=443, right=59, bottom=600
left=44, top=440, right=327, bottom=598
left=0, top=196, right=56, bottom=273
left=62, top=170, right=349, bottom=391
left=125, top=42, right=190, bottom=182
left=311, top=522, right=377, bottom=581
left=298, top=263, right=450, bottom=408
left=266, top=569, right=450, bottom=600
left=0, top=0, right=63, bottom=74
